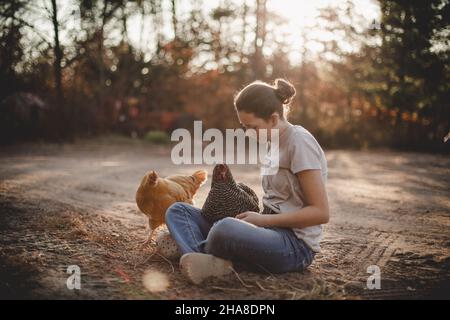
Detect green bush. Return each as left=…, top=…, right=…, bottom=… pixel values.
left=144, top=130, right=171, bottom=144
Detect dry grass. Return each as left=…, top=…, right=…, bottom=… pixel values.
left=1, top=138, right=449, bottom=299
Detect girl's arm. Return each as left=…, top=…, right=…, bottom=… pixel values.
left=237, top=169, right=329, bottom=228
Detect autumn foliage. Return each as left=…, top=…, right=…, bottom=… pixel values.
left=0, top=1, right=448, bottom=152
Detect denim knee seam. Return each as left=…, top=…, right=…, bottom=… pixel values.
left=176, top=204, right=203, bottom=251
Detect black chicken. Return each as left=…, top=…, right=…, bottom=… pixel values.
left=201, top=164, right=260, bottom=223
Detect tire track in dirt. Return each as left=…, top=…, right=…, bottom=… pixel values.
left=318, top=150, right=450, bottom=298
left=1, top=141, right=449, bottom=299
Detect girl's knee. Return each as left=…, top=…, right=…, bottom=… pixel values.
left=204, top=217, right=240, bottom=254
left=165, top=202, right=188, bottom=224
left=210, top=217, right=240, bottom=239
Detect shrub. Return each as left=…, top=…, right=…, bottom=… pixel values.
left=144, top=130, right=171, bottom=144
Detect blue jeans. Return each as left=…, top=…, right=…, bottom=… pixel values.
left=165, top=202, right=315, bottom=273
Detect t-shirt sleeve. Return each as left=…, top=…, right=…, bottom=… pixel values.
left=289, top=133, right=322, bottom=174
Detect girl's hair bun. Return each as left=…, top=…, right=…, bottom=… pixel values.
left=274, top=78, right=296, bottom=104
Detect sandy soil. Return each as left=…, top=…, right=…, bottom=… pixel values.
left=1, top=136, right=449, bottom=299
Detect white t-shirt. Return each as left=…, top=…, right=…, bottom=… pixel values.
left=262, top=124, right=328, bottom=252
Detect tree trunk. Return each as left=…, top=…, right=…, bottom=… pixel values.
left=50, top=0, right=63, bottom=107
left=96, top=0, right=108, bottom=130
left=253, top=0, right=267, bottom=79
left=151, top=0, right=163, bottom=58
left=171, top=0, right=178, bottom=40
left=299, top=31, right=308, bottom=122
left=240, top=0, right=249, bottom=63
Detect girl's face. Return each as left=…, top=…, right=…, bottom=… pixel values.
left=237, top=111, right=279, bottom=142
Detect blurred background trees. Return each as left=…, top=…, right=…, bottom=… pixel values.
left=0, top=0, right=448, bottom=152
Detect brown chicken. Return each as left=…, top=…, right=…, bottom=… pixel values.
left=136, top=169, right=207, bottom=244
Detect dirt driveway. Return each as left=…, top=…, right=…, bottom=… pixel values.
left=1, top=136, right=449, bottom=299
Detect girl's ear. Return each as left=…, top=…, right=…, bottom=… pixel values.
left=269, top=112, right=279, bottom=127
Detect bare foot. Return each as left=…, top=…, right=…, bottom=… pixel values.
left=179, top=253, right=233, bottom=285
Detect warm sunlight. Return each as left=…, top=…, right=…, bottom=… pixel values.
left=21, top=0, right=380, bottom=66
left=126, top=0, right=380, bottom=65
left=266, top=0, right=380, bottom=62
left=1, top=0, right=449, bottom=302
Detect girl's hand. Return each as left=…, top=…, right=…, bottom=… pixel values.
left=236, top=211, right=270, bottom=227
